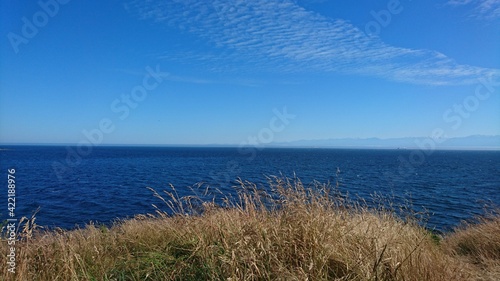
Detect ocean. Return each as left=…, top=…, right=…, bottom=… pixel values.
left=1, top=145, right=499, bottom=232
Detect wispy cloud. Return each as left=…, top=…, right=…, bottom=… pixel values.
left=164, top=74, right=263, bottom=87
left=125, top=0, right=499, bottom=85
left=116, top=66, right=262, bottom=86
left=448, top=0, right=500, bottom=19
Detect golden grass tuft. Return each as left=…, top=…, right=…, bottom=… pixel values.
left=1, top=177, right=498, bottom=280
left=442, top=212, right=500, bottom=281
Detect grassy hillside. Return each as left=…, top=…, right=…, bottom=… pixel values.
left=1, top=177, right=499, bottom=280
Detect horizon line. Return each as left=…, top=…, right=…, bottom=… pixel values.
left=1, top=143, right=499, bottom=152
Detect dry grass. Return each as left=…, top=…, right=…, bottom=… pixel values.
left=441, top=212, right=500, bottom=281
left=1, top=177, right=498, bottom=280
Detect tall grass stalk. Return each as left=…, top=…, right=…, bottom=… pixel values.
left=1, top=177, right=498, bottom=280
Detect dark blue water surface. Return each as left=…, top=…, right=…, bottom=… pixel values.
left=0, top=146, right=498, bottom=232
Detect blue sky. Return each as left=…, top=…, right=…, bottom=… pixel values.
left=1, top=0, right=499, bottom=145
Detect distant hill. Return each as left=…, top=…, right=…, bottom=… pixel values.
left=274, top=135, right=500, bottom=150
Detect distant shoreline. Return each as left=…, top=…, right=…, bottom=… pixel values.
left=1, top=143, right=499, bottom=151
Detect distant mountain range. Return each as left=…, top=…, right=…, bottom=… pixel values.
left=273, top=135, right=500, bottom=150
left=2, top=135, right=498, bottom=150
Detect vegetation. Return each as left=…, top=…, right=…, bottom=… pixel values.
left=1, top=177, right=499, bottom=280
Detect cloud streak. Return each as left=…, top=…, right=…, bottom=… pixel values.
left=126, top=0, right=499, bottom=85
left=448, top=0, right=500, bottom=19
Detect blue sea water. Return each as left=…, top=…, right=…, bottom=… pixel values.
left=0, top=145, right=499, bottom=232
